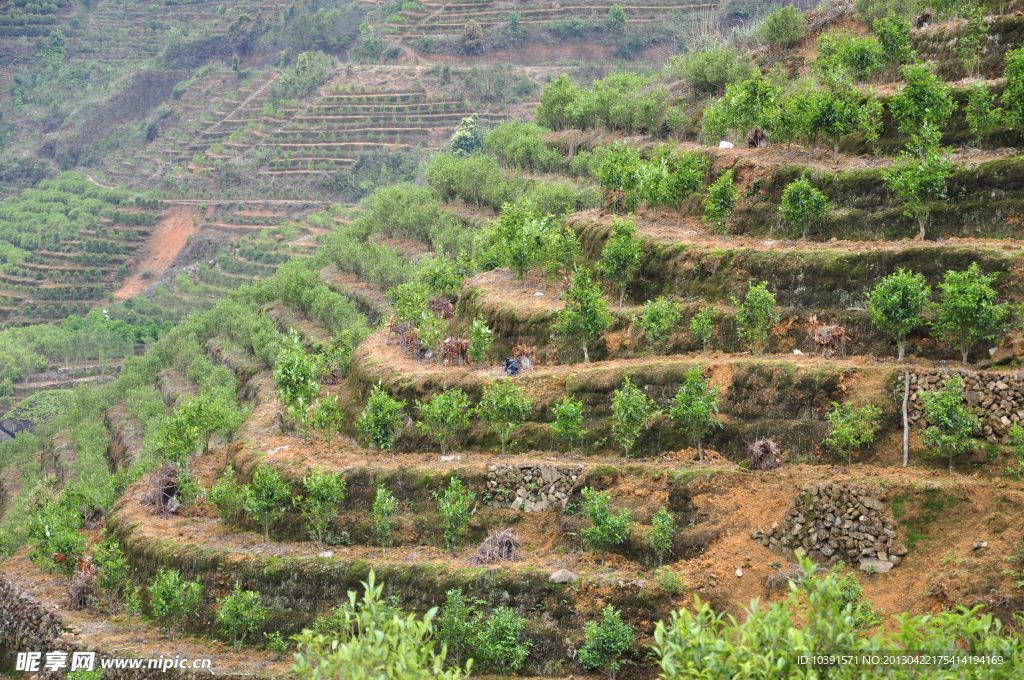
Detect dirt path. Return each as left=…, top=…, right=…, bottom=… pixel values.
left=114, top=204, right=198, bottom=300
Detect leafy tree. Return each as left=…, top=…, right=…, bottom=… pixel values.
left=437, top=589, right=483, bottom=668
left=611, top=377, right=658, bottom=457
left=274, top=329, right=321, bottom=424
left=432, top=476, right=474, bottom=549
left=816, top=30, right=885, bottom=82
left=554, top=267, right=613, bottom=363
left=449, top=113, right=484, bottom=155
left=773, top=81, right=819, bottom=149
left=867, top=268, right=930, bottom=360
left=732, top=282, right=780, bottom=354
left=637, top=297, right=683, bottom=345
left=416, top=388, right=472, bottom=455
left=823, top=403, right=882, bottom=465
left=217, top=582, right=268, bottom=648
left=293, top=469, right=346, bottom=548
left=244, top=466, right=291, bottom=542
left=209, top=466, right=246, bottom=531
left=779, top=175, right=834, bottom=238
left=703, top=169, right=738, bottom=231
left=759, top=5, right=806, bottom=47
left=310, top=395, right=344, bottom=450
left=535, top=75, right=583, bottom=130
left=932, top=263, right=1008, bottom=363
left=810, top=72, right=882, bottom=162
left=889, top=63, right=955, bottom=138
left=607, top=3, right=627, bottom=30
left=463, top=19, right=484, bottom=53
left=965, top=81, right=1006, bottom=139
left=873, top=11, right=913, bottom=66
left=882, top=127, right=953, bottom=241
left=689, top=305, right=716, bottom=351
left=855, top=0, right=918, bottom=23
left=291, top=573, right=470, bottom=680
left=578, top=605, right=635, bottom=680
left=357, top=382, right=407, bottom=450
left=476, top=380, right=532, bottom=455
left=599, top=219, right=643, bottom=305
left=643, top=507, right=676, bottom=566
left=551, top=395, right=587, bottom=452
left=372, top=484, right=398, bottom=546
left=1002, top=46, right=1024, bottom=127
left=580, top=488, right=633, bottom=555
left=493, top=201, right=557, bottom=280
left=665, top=46, right=754, bottom=96
left=468, top=316, right=493, bottom=363
left=475, top=607, right=532, bottom=676
left=955, top=4, right=986, bottom=78
left=667, top=367, right=721, bottom=461
left=701, top=73, right=781, bottom=141
left=920, top=376, right=980, bottom=472
left=595, top=143, right=644, bottom=212
left=148, top=568, right=202, bottom=639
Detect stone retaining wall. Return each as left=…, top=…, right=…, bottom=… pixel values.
left=757, top=483, right=908, bottom=574
left=904, top=368, right=1024, bottom=444
left=485, top=463, right=582, bottom=512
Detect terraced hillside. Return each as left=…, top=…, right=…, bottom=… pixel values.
left=12, top=1, right=1024, bottom=679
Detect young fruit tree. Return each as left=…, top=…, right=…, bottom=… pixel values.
left=476, top=379, right=532, bottom=455
left=919, top=376, right=980, bottom=473
left=551, top=395, right=588, bottom=452
left=554, top=267, right=613, bottom=363
left=356, top=382, right=407, bottom=450
left=273, top=329, right=321, bottom=425
left=293, top=469, right=347, bottom=549
left=148, top=569, right=203, bottom=640
left=882, top=128, right=954, bottom=241
left=932, top=263, right=1007, bottom=363
left=689, top=305, right=716, bottom=351
left=432, top=476, right=475, bottom=549
left=822, top=402, right=882, bottom=466
left=809, top=72, right=883, bottom=163
left=642, top=507, right=676, bottom=566
left=599, top=219, right=643, bottom=305
left=216, top=582, right=268, bottom=648
left=637, top=296, right=683, bottom=346
left=866, top=268, right=931, bottom=360
left=580, top=488, right=633, bottom=558
left=702, top=169, right=739, bottom=231
left=611, top=377, right=659, bottom=458
left=577, top=605, right=636, bottom=680
left=244, top=466, right=291, bottom=542
left=778, top=175, right=834, bottom=238
left=667, top=366, right=721, bottom=461
left=372, top=484, right=398, bottom=546
left=732, top=281, right=780, bottom=355
left=415, top=388, right=473, bottom=455
left=467, top=316, right=493, bottom=363
left=888, top=63, right=955, bottom=137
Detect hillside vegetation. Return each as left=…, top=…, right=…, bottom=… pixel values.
left=10, top=0, right=1024, bottom=678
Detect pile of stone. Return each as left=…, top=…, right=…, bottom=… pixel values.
left=485, top=463, right=582, bottom=512
left=757, top=483, right=907, bottom=573
left=905, top=369, right=1024, bottom=444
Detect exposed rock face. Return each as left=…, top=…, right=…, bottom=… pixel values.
left=904, top=369, right=1024, bottom=444
left=758, top=483, right=908, bottom=573
left=485, top=463, right=582, bottom=512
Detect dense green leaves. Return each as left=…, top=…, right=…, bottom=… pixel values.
left=823, top=402, right=882, bottom=465
left=244, top=466, right=291, bottom=542
left=932, top=263, right=1008, bottom=363
left=148, top=568, right=202, bottom=638
left=732, top=282, right=779, bottom=354
left=432, top=476, right=474, bottom=549
left=702, top=170, right=738, bottom=231
left=579, top=605, right=635, bottom=679
left=216, top=582, right=268, bottom=648
left=779, top=176, right=834, bottom=238
left=667, top=367, right=721, bottom=461
left=476, top=380, right=531, bottom=455
left=580, top=487, right=633, bottom=554
left=882, top=127, right=953, bottom=240
left=416, top=388, right=472, bottom=455
left=293, top=470, right=346, bottom=548
left=889, top=63, right=955, bottom=138
left=759, top=6, right=807, bottom=47
left=357, top=382, right=407, bottom=450
left=551, top=395, right=587, bottom=451
left=554, top=267, right=612, bottom=363
left=637, top=297, right=683, bottom=345
left=920, top=376, right=980, bottom=472
left=599, top=218, right=643, bottom=305
left=611, top=377, right=658, bottom=457
left=274, top=330, right=322, bottom=423
left=867, top=268, right=930, bottom=360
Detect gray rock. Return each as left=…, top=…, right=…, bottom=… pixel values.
left=859, top=558, right=894, bottom=574
left=549, top=569, right=580, bottom=584
left=859, top=496, right=884, bottom=512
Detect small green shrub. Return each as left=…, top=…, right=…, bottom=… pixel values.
left=357, top=382, right=407, bottom=450
left=920, top=376, right=980, bottom=473
left=778, top=175, right=833, bottom=238
left=611, top=377, right=658, bottom=457
left=433, top=477, right=475, bottom=549
left=476, top=379, right=532, bottom=455
left=689, top=305, right=715, bottom=351
left=580, top=488, right=633, bottom=555
left=92, top=536, right=141, bottom=613
left=655, top=566, right=685, bottom=595
left=759, top=5, right=806, bottom=47
left=823, top=403, right=882, bottom=465
left=551, top=395, right=587, bottom=452
left=293, top=469, right=346, bottom=548
left=637, top=297, right=683, bottom=345
left=468, top=316, right=493, bottom=363
left=274, top=329, right=321, bottom=423
left=867, top=268, right=930, bottom=360
left=578, top=605, right=635, bottom=679
left=217, top=582, right=268, bottom=648
left=244, top=466, right=291, bottom=542
left=643, top=507, right=676, bottom=566
left=209, top=465, right=246, bottom=530
left=554, top=267, right=612, bottom=364
left=416, top=388, right=473, bottom=455
left=703, top=170, right=738, bottom=231
left=599, top=218, right=643, bottom=306
left=667, top=366, right=721, bottom=461
left=932, top=263, right=1008, bottom=364
left=731, top=281, right=779, bottom=354
left=148, top=568, right=202, bottom=639
left=475, top=607, right=532, bottom=676
left=372, top=484, right=398, bottom=546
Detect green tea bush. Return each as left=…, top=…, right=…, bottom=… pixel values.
left=372, top=484, right=398, bottom=546
left=217, top=582, right=268, bottom=648
left=689, top=305, right=716, bottom=351
left=578, top=605, right=635, bottom=679
left=433, top=476, right=475, bottom=549
left=703, top=170, right=738, bottom=231
left=551, top=395, right=587, bottom=452
left=732, top=282, right=779, bottom=354
left=920, top=376, right=980, bottom=473
left=148, top=568, right=202, bottom=639
left=476, top=380, right=532, bottom=455
left=293, top=469, right=346, bottom=548
left=357, top=382, right=407, bottom=450
left=637, top=297, right=683, bottom=345
left=243, top=466, right=291, bottom=542
left=759, top=5, right=806, bottom=47
left=611, top=377, right=658, bottom=457
left=667, top=367, right=721, bottom=461
left=416, top=388, right=472, bottom=455
left=823, top=403, right=882, bottom=465
left=643, top=507, right=676, bottom=566
left=580, top=488, right=633, bottom=555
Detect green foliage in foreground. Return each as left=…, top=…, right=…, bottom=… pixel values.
left=578, top=605, right=635, bottom=680
left=653, top=556, right=1024, bottom=679
left=292, top=573, right=471, bottom=680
